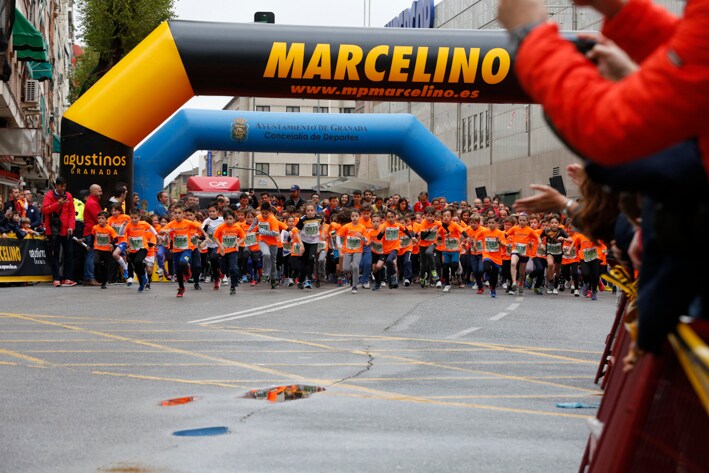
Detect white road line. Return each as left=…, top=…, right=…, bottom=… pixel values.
left=198, top=287, right=351, bottom=325
left=188, top=287, right=346, bottom=324
left=489, top=312, right=509, bottom=321
left=447, top=327, right=481, bottom=339
left=515, top=297, right=524, bottom=302
left=506, top=303, right=520, bottom=311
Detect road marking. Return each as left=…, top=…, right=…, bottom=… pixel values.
left=515, top=297, right=524, bottom=302
left=506, top=303, right=520, bottom=311
left=447, top=327, right=481, bottom=339
left=0, top=348, right=48, bottom=365
left=189, top=287, right=347, bottom=324
left=490, top=312, right=509, bottom=321
left=199, top=287, right=351, bottom=324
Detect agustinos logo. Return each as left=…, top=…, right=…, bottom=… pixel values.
left=63, top=152, right=127, bottom=175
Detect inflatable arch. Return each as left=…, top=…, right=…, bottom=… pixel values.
left=134, top=110, right=467, bottom=209
left=61, top=21, right=532, bottom=204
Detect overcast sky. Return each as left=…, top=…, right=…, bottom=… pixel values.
left=163, top=0, right=421, bottom=184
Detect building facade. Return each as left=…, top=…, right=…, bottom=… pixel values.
left=0, top=0, right=74, bottom=197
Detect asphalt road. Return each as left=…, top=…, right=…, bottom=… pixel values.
left=0, top=280, right=617, bottom=473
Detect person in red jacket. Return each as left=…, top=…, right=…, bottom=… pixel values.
left=498, top=0, right=709, bottom=173
left=81, top=184, right=103, bottom=285
left=42, top=176, right=77, bottom=287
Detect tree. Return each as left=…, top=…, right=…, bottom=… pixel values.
left=73, top=0, right=175, bottom=100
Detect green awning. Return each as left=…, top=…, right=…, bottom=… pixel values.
left=13, top=9, right=49, bottom=62
left=52, top=134, right=60, bottom=153
left=27, top=61, right=52, bottom=81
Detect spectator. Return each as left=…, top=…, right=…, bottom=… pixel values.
left=362, top=189, right=374, bottom=205
left=284, top=185, right=304, bottom=209
left=346, top=190, right=362, bottom=209
left=311, top=193, right=323, bottom=212
left=3, top=187, right=25, bottom=218
left=413, top=191, right=431, bottom=212
left=82, top=184, right=102, bottom=286
left=107, top=182, right=128, bottom=212
left=153, top=191, right=169, bottom=217
left=132, top=192, right=141, bottom=210
left=42, top=177, right=77, bottom=287
left=237, top=193, right=251, bottom=210
left=340, top=193, right=350, bottom=207
left=23, top=189, right=42, bottom=230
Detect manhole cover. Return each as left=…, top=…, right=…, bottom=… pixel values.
left=243, top=385, right=326, bottom=402
left=172, top=426, right=229, bottom=437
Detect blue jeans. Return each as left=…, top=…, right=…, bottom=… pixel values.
left=83, top=235, right=95, bottom=281
left=359, top=244, right=372, bottom=284
left=221, top=251, right=240, bottom=288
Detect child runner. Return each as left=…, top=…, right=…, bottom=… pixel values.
left=251, top=201, right=286, bottom=289
left=541, top=214, right=571, bottom=294
left=437, top=207, right=469, bottom=292
left=91, top=211, right=118, bottom=289
left=124, top=208, right=157, bottom=292
left=368, top=214, right=385, bottom=290
left=107, top=203, right=131, bottom=285
left=376, top=209, right=413, bottom=289
left=202, top=202, right=225, bottom=289
left=337, top=209, right=369, bottom=294
left=506, top=214, right=539, bottom=295
left=296, top=203, right=323, bottom=288
left=415, top=206, right=440, bottom=288
left=214, top=209, right=246, bottom=295
left=478, top=216, right=507, bottom=298
left=561, top=222, right=581, bottom=296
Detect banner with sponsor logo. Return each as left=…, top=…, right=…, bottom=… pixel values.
left=0, top=237, right=52, bottom=282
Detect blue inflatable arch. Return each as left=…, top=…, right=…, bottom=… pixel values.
left=135, top=110, right=466, bottom=210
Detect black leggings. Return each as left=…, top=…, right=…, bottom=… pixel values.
left=127, top=249, right=147, bottom=279
left=483, top=260, right=500, bottom=289
left=299, top=242, right=318, bottom=282
left=580, top=259, right=601, bottom=293
left=561, top=262, right=579, bottom=289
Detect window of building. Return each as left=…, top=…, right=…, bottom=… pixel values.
left=461, top=117, right=467, bottom=152
left=285, top=163, right=300, bottom=176
left=255, top=105, right=270, bottom=112
left=479, top=113, right=484, bottom=149
left=473, top=114, right=478, bottom=150
left=485, top=110, right=491, bottom=148
left=340, top=107, right=355, bottom=113
left=255, top=163, right=270, bottom=175
left=340, top=164, right=355, bottom=177
left=313, top=106, right=328, bottom=113
left=467, top=116, right=472, bottom=152
left=312, top=164, right=328, bottom=176
left=286, top=106, right=300, bottom=113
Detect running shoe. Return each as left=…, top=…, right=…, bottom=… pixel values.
left=390, top=276, right=399, bottom=289
left=518, top=287, right=524, bottom=296
left=511, top=283, right=517, bottom=292
left=271, top=279, right=277, bottom=289
left=574, top=289, right=580, bottom=297
left=304, top=280, right=312, bottom=289
left=490, top=289, right=497, bottom=298
left=435, top=281, right=442, bottom=288
left=420, top=277, right=426, bottom=288
left=443, top=284, right=451, bottom=293
left=241, top=275, right=248, bottom=283
left=230, top=287, right=236, bottom=295
left=194, top=283, right=202, bottom=290
left=297, top=281, right=304, bottom=289
left=250, top=280, right=257, bottom=287
left=138, top=275, right=148, bottom=292
left=214, top=279, right=221, bottom=290
left=404, top=279, right=411, bottom=287
left=315, top=279, right=321, bottom=288
left=176, top=287, right=185, bottom=298
left=430, top=270, right=438, bottom=280
left=591, top=291, right=597, bottom=301
left=126, top=277, right=133, bottom=287
left=363, top=282, right=370, bottom=289
left=53, top=280, right=61, bottom=287
left=123, top=269, right=129, bottom=280
left=534, top=288, right=543, bottom=295
left=372, top=282, right=381, bottom=291
left=61, top=280, right=77, bottom=287
left=546, top=287, right=553, bottom=294
left=100, top=283, right=107, bottom=289
left=552, top=288, right=559, bottom=295
left=476, top=288, right=484, bottom=295
left=351, top=286, right=358, bottom=294
left=288, top=278, right=294, bottom=287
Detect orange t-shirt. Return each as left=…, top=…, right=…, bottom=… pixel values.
left=214, top=223, right=246, bottom=254
left=379, top=222, right=408, bottom=254
left=478, top=227, right=507, bottom=266
left=240, top=221, right=260, bottom=251
left=92, top=224, right=118, bottom=252
left=578, top=234, right=601, bottom=262
left=107, top=214, right=130, bottom=243
left=163, top=219, right=202, bottom=251
left=124, top=221, right=154, bottom=253
left=255, top=214, right=287, bottom=246
left=562, top=233, right=581, bottom=264
left=369, top=227, right=383, bottom=255
left=415, top=219, right=441, bottom=248
left=506, top=225, right=539, bottom=257
left=338, top=223, right=369, bottom=254
left=437, top=221, right=467, bottom=253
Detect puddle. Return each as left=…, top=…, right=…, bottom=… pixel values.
left=243, top=385, right=326, bottom=402
left=172, top=426, right=229, bottom=437
left=160, top=396, right=195, bottom=406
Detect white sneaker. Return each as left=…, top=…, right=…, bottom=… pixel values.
left=553, top=288, right=559, bottom=294
left=435, top=281, right=442, bottom=288
left=156, top=269, right=163, bottom=276
left=351, top=286, right=358, bottom=294
left=502, top=283, right=508, bottom=289
left=574, top=289, right=580, bottom=297
left=288, top=278, right=294, bottom=287
left=363, top=282, right=370, bottom=289
left=222, top=276, right=229, bottom=284
left=126, top=277, right=134, bottom=286
left=404, top=279, right=411, bottom=287
left=381, top=281, right=387, bottom=286
left=443, top=284, right=451, bottom=293
left=472, top=284, right=478, bottom=290
left=546, top=287, right=553, bottom=294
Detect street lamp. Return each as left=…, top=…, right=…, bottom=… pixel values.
left=230, top=165, right=282, bottom=197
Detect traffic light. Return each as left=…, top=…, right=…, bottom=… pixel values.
left=222, top=163, right=228, bottom=176
left=254, top=12, right=275, bottom=23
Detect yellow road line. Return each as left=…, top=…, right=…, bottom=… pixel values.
left=0, top=361, right=17, bottom=365
left=0, top=348, right=49, bottom=365
left=92, top=371, right=250, bottom=389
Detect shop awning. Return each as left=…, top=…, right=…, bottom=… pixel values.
left=27, top=61, right=53, bottom=81
left=52, top=134, right=60, bottom=153
left=13, top=9, right=49, bottom=62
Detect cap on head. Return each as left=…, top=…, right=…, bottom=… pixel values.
left=290, top=185, right=300, bottom=191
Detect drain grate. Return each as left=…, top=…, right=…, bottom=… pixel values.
left=243, top=385, right=326, bottom=402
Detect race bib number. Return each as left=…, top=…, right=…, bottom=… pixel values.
left=96, top=234, right=110, bottom=247
left=282, top=241, right=293, bottom=252
left=400, top=236, right=411, bottom=248
left=485, top=237, right=499, bottom=252
left=303, top=222, right=319, bottom=237
left=476, top=240, right=483, bottom=252
left=293, top=243, right=303, bottom=255
left=129, top=236, right=143, bottom=250
left=565, top=247, right=577, bottom=259
left=547, top=242, right=562, bottom=255
left=372, top=241, right=383, bottom=253
left=385, top=227, right=399, bottom=241
left=506, top=244, right=513, bottom=254
left=346, top=236, right=361, bottom=250
left=111, top=223, right=126, bottom=236
left=583, top=247, right=598, bottom=262
left=317, top=241, right=327, bottom=252
left=537, top=244, right=546, bottom=256
left=174, top=235, right=189, bottom=250
left=444, top=237, right=459, bottom=251
left=258, top=222, right=270, bottom=233
left=424, top=230, right=438, bottom=242
left=515, top=243, right=527, bottom=256
left=222, top=235, right=237, bottom=249
left=244, top=233, right=257, bottom=247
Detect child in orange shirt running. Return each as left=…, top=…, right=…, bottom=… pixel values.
left=374, top=209, right=413, bottom=290
left=250, top=201, right=287, bottom=289
left=398, top=214, right=416, bottom=287
left=415, top=206, right=441, bottom=287
left=437, top=207, right=469, bottom=292
left=241, top=210, right=262, bottom=286
left=124, top=208, right=158, bottom=292
left=107, top=203, right=131, bottom=284
left=160, top=204, right=212, bottom=298
left=506, top=214, right=540, bottom=295
left=214, top=209, right=246, bottom=295
left=478, top=216, right=507, bottom=298
left=338, top=209, right=369, bottom=294
left=561, top=222, right=582, bottom=296
left=92, top=211, right=118, bottom=289
left=368, top=214, right=385, bottom=290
